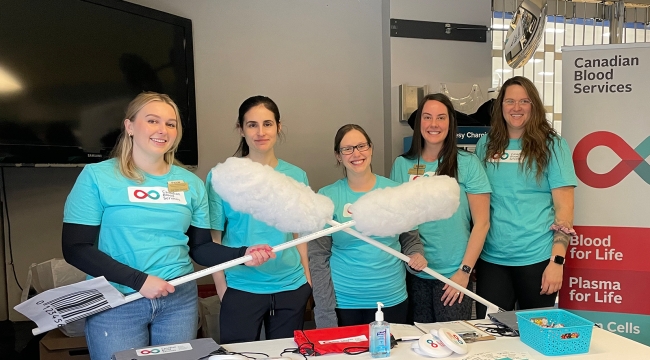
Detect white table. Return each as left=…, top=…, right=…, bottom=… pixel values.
left=224, top=326, right=650, bottom=359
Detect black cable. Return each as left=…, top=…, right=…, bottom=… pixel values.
left=474, top=322, right=519, bottom=337
left=231, top=351, right=271, bottom=359
left=0, top=167, right=22, bottom=291
left=198, top=347, right=270, bottom=360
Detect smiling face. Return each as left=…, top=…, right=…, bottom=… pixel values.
left=502, top=84, right=532, bottom=138
left=420, top=100, right=450, bottom=149
left=336, top=129, right=373, bottom=175
left=125, top=101, right=178, bottom=162
left=239, top=104, right=280, bottom=155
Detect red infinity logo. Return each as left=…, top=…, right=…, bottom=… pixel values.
left=573, top=131, right=650, bottom=188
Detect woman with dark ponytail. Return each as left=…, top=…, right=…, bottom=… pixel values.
left=205, top=96, right=312, bottom=343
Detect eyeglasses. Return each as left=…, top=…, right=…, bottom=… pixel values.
left=339, top=142, right=370, bottom=155
left=503, top=99, right=532, bottom=107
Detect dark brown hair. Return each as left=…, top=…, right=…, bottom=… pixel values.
left=333, top=124, right=373, bottom=177
left=402, top=93, right=459, bottom=179
left=234, top=95, right=281, bottom=157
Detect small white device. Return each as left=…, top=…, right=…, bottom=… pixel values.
left=411, top=333, right=453, bottom=357
left=430, top=327, right=469, bottom=355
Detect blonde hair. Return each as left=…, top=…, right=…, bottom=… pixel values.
left=110, top=92, right=183, bottom=182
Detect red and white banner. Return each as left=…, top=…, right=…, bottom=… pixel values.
left=561, top=43, right=650, bottom=346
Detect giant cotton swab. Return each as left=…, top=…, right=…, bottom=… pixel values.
left=211, top=157, right=462, bottom=236
left=210, top=158, right=503, bottom=310
left=211, top=158, right=500, bottom=312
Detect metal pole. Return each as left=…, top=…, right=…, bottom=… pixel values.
left=609, top=0, right=625, bottom=44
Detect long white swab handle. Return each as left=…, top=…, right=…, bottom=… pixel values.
left=123, top=220, right=356, bottom=303
left=327, top=220, right=503, bottom=314
left=31, top=220, right=356, bottom=335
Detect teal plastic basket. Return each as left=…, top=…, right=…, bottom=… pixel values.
left=516, top=309, right=594, bottom=356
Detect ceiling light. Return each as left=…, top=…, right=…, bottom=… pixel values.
left=0, top=66, right=22, bottom=93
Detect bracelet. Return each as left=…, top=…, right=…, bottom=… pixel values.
left=550, top=224, right=576, bottom=236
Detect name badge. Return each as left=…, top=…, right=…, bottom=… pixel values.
left=167, top=180, right=189, bottom=192
left=407, top=164, right=425, bottom=175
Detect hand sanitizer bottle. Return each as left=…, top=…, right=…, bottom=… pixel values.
left=369, top=302, right=390, bottom=358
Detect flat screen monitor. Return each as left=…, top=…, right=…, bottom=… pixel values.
left=0, top=0, right=198, bottom=166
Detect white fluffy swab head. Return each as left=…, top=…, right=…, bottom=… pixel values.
left=210, top=157, right=334, bottom=233
left=349, top=176, right=460, bottom=236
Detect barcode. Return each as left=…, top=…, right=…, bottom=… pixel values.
left=45, top=289, right=112, bottom=323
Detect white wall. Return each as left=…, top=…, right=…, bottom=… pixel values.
left=128, top=0, right=387, bottom=187
left=387, top=0, right=492, bottom=169
left=2, top=0, right=492, bottom=320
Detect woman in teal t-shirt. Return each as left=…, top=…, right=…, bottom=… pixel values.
left=308, top=124, right=427, bottom=328
left=474, top=76, right=577, bottom=318
left=391, top=94, right=491, bottom=323
left=206, top=96, right=312, bottom=343
left=62, top=93, right=272, bottom=359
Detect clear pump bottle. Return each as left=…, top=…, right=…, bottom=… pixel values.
left=369, top=302, right=390, bottom=358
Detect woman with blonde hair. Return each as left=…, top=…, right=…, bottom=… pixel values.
left=62, top=92, right=273, bottom=359
left=475, top=76, right=577, bottom=318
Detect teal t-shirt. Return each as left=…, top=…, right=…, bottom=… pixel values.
left=206, top=159, right=308, bottom=294
left=319, top=175, right=407, bottom=308
left=390, top=152, right=492, bottom=278
left=63, top=159, right=210, bottom=294
left=475, top=136, right=577, bottom=266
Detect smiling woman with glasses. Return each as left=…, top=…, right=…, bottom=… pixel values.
left=308, top=124, right=427, bottom=328
left=338, top=142, right=370, bottom=155
left=475, top=76, right=577, bottom=319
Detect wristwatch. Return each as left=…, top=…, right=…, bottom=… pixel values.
left=460, top=264, right=472, bottom=274
left=551, top=255, right=565, bottom=265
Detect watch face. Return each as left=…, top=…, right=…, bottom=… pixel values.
left=554, top=256, right=565, bottom=265
left=462, top=265, right=472, bottom=273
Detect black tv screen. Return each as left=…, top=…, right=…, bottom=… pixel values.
left=0, top=0, right=198, bottom=166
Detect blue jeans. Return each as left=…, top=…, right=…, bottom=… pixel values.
left=85, top=280, right=198, bottom=360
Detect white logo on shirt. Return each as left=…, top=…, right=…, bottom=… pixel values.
left=488, top=150, right=521, bottom=163
left=128, top=187, right=187, bottom=205
left=343, top=203, right=353, bottom=218
left=135, top=343, right=193, bottom=356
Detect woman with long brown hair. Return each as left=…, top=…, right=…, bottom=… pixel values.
left=475, top=76, right=577, bottom=318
